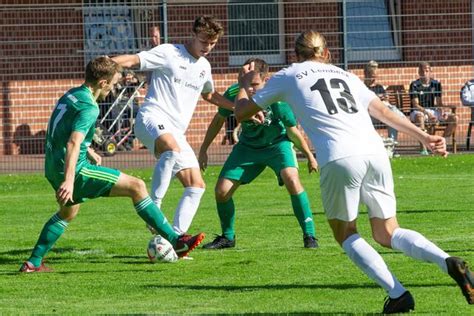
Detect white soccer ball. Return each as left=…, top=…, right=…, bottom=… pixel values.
left=147, top=235, right=178, bottom=263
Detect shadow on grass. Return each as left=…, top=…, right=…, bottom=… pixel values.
left=266, top=209, right=465, bottom=218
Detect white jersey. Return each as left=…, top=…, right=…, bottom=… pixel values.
left=138, top=43, right=214, bottom=132
left=252, top=61, right=386, bottom=168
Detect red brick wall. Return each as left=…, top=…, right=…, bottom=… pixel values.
left=1, top=1, right=474, bottom=156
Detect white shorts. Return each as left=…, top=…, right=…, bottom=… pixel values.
left=134, top=111, right=199, bottom=173
left=320, top=154, right=396, bottom=222
left=410, top=108, right=445, bottom=122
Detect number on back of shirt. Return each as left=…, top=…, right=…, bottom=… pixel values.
left=49, top=103, right=67, bottom=137
left=310, top=78, right=357, bottom=115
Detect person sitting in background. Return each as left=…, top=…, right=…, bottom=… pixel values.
left=363, top=60, right=406, bottom=143
left=460, top=79, right=474, bottom=150
left=409, top=62, right=458, bottom=155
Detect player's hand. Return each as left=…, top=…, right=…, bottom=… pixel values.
left=87, top=149, right=102, bottom=165
left=198, top=150, right=208, bottom=172
left=56, top=180, right=74, bottom=206
left=424, top=134, right=448, bottom=157
left=308, top=157, right=319, bottom=173
left=238, top=61, right=256, bottom=89
left=249, top=111, right=265, bottom=124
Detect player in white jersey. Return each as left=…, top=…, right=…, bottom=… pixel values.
left=113, top=16, right=234, bottom=235
left=235, top=30, right=474, bottom=314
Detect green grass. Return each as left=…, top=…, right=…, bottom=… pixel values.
left=1, top=154, right=473, bottom=314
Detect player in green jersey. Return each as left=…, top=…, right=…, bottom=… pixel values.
left=199, top=58, right=319, bottom=249
left=20, top=57, right=204, bottom=273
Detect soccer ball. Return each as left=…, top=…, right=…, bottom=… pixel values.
left=147, top=235, right=178, bottom=263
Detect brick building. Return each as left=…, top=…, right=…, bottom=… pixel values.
left=1, top=0, right=473, bottom=164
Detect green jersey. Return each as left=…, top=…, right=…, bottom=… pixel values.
left=219, top=83, right=297, bottom=149
left=44, top=85, right=99, bottom=182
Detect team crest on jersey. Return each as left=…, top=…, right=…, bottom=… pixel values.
left=199, top=70, right=206, bottom=79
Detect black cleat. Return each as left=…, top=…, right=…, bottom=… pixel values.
left=382, top=291, right=415, bottom=314
left=303, top=234, right=319, bottom=248
left=202, top=235, right=235, bottom=249
left=446, top=256, right=474, bottom=304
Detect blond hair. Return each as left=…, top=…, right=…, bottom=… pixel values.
left=364, top=60, right=379, bottom=77
left=295, top=30, right=329, bottom=62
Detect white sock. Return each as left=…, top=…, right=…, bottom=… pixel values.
left=150, top=151, right=180, bottom=208
left=172, top=187, right=205, bottom=234
left=343, top=234, right=406, bottom=298
left=391, top=227, right=449, bottom=273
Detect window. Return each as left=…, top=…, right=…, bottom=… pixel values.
left=82, top=1, right=152, bottom=63
left=228, top=0, right=285, bottom=65
left=345, top=0, right=401, bottom=61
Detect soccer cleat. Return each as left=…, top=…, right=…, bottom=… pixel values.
left=446, top=256, right=474, bottom=304
left=303, top=234, right=319, bottom=249
left=202, top=235, right=235, bottom=249
left=19, top=261, right=52, bottom=273
left=382, top=291, right=415, bottom=314
left=174, top=233, right=205, bottom=258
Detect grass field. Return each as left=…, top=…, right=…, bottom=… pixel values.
left=1, top=153, right=473, bottom=314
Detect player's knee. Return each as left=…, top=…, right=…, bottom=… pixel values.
left=130, top=177, right=147, bottom=196
left=215, top=185, right=231, bottom=203
left=282, top=174, right=302, bottom=193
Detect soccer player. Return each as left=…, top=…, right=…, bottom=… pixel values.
left=19, top=56, right=204, bottom=273
left=112, top=16, right=234, bottom=235
left=199, top=58, right=319, bottom=249
left=235, top=30, right=474, bottom=313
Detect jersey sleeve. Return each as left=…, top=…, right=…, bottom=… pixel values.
left=137, top=44, right=170, bottom=71
left=252, top=70, right=286, bottom=110
left=72, top=106, right=99, bottom=135
left=272, top=102, right=297, bottom=127
left=201, top=68, right=214, bottom=94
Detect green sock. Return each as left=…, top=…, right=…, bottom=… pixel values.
left=28, top=213, right=68, bottom=267
left=217, top=198, right=235, bottom=240
left=135, top=196, right=179, bottom=245
left=290, top=191, right=316, bottom=237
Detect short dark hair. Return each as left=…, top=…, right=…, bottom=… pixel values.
left=85, top=56, right=122, bottom=84
left=243, top=58, right=269, bottom=78
left=192, top=15, right=224, bottom=39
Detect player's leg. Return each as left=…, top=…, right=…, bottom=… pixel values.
left=110, top=171, right=204, bottom=257
left=134, top=112, right=180, bottom=208
left=203, top=144, right=261, bottom=249
left=174, top=167, right=205, bottom=234
left=20, top=203, right=80, bottom=272
left=171, top=137, right=205, bottom=234
left=280, top=167, right=316, bottom=247
left=202, top=177, right=240, bottom=249
left=109, top=172, right=178, bottom=243
left=150, top=133, right=181, bottom=208
left=322, top=156, right=413, bottom=313
left=271, top=141, right=316, bottom=247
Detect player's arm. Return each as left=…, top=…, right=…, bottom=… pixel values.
left=368, top=97, right=448, bottom=157
left=202, top=91, right=234, bottom=111
left=111, top=54, right=140, bottom=68
left=286, top=126, right=318, bottom=173
left=57, top=131, right=85, bottom=205
left=235, top=63, right=268, bottom=122
left=198, top=113, right=226, bottom=171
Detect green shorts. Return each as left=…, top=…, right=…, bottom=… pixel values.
left=219, top=140, right=298, bottom=186
left=46, top=163, right=121, bottom=205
